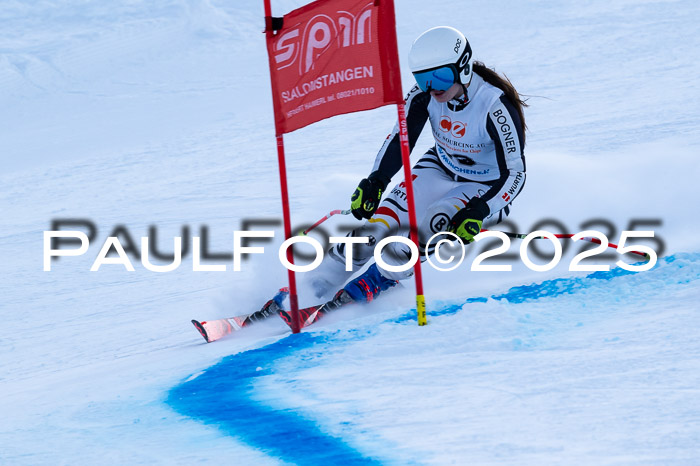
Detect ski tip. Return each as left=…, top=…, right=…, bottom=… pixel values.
left=191, top=319, right=210, bottom=343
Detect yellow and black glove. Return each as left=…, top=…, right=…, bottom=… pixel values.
left=447, top=198, right=489, bottom=243
left=350, top=172, right=389, bottom=220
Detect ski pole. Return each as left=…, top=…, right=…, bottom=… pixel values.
left=482, top=230, right=649, bottom=259
left=299, top=211, right=649, bottom=259
left=299, top=209, right=351, bottom=236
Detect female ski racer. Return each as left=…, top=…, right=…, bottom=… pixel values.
left=301, top=25, right=528, bottom=318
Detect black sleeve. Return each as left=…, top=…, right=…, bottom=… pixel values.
left=369, top=85, right=431, bottom=186
left=478, top=95, right=526, bottom=215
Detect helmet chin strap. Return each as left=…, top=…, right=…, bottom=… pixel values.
left=459, top=83, right=469, bottom=101
left=447, top=79, right=471, bottom=112
left=450, top=83, right=469, bottom=104
left=453, top=70, right=473, bottom=103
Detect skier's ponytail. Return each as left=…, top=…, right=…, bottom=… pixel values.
left=472, top=61, right=528, bottom=143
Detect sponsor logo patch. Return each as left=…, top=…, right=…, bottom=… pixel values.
left=438, top=116, right=467, bottom=138
left=439, top=116, right=452, bottom=132
left=430, top=213, right=451, bottom=233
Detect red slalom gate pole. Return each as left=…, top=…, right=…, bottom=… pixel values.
left=265, top=0, right=300, bottom=333
left=396, top=103, right=427, bottom=326
left=274, top=135, right=301, bottom=333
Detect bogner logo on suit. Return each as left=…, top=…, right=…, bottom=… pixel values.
left=492, top=108, right=518, bottom=154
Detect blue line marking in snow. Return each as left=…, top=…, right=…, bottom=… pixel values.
left=168, top=331, right=383, bottom=465
left=168, top=253, right=699, bottom=463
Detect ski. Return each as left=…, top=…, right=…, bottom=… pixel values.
left=278, top=289, right=354, bottom=330
left=192, top=287, right=289, bottom=343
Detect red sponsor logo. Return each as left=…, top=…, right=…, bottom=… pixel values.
left=439, top=116, right=452, bottom=132
left=438, top=116, right=467, bottom=138
left=502, top=192, right=511, bottom=202
left=451, top=121, right=466, bottom=138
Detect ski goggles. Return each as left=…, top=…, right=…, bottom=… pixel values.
left=412, top=64, right=460, bottom=93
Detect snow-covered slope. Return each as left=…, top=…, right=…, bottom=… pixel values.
left=171, top=253, right=700, bottom=464
left=2, top=0, right=699, bottom=464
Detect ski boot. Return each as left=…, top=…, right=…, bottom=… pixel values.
left=343, top=263, right=398, bottom=303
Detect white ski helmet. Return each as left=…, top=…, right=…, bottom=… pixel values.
left=408, top=26, right=473, bottom=92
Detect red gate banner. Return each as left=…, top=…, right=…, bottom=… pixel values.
left=266, top=0, right=403, bottom=134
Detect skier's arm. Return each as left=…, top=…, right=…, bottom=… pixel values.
left=368, top=85, right=431, bottom=186
left=477, top=95, right=527, bottom=216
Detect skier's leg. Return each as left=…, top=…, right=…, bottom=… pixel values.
left=341, top=158, right=461, bottom=302
left=305, top=158, right=452, bottom=299
left=377, top=180, right=520, bottom=281
left=304, top=219, right=392, bottom=299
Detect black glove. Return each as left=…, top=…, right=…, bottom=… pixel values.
left=350, top=172, right=389, bottom=220
left=447, top=197, right=490, bottom=243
